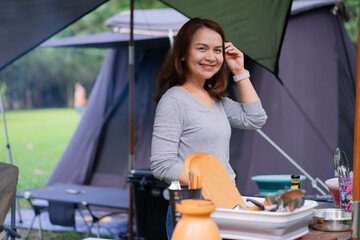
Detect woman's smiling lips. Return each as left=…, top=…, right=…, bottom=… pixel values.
left=200, top=63, right=217, bottom=70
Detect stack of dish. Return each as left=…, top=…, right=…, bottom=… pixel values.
left=211, top=197, right=318, bottom=240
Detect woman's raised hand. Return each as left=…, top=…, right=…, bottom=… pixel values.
left=224, top=42, right=247, bottom=76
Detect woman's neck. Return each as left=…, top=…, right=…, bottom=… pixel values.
left=181, top=80, right=213, bottom=109
left=182, top=77, right=206, bottom=92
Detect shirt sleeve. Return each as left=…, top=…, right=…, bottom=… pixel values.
left=221, top=97, right=267, bottom=129
left=150, top=95, right=184, bottom=183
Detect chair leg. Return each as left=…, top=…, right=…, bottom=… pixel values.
left=1, top=227, right=21, bottom=240
left=37, top=214, right=42, bottom=240
left=96, top=222, right=100, bottom=238
left=2, top=232, right=9, bottom=240
left=78, top=208, right=91, bottom=237
left=16, top=199, right=22, bottom=224
left=24, top=215, right=36, bottom=240
left=87, top=220, right=94, bottom=238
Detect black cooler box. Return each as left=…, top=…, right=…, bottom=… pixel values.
left=127, top=169, right=169, bottom=240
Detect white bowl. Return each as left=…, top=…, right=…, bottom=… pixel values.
left=325, top=177, right=338, bottom=189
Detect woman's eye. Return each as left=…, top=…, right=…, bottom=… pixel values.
left=214, top=49, right=222, bottom=53
left=198, top=47, right=206, bottom=51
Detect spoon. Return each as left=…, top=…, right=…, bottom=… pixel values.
left=340, top=150, right=350, bottom=178
left=339, top=165, right=348, bottom=178
left=334, top=148, right=341, bottom=176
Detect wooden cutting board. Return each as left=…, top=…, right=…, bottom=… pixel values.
left=184, top=152, right=246, bottom=209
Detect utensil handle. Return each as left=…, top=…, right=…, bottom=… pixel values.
left=246, top=198, right=264, bottom=211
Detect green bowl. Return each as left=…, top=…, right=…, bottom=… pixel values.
left=251, top=174, right=306, bottom=196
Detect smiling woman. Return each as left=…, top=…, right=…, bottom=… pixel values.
left=149, top=18, right=268, bottom=239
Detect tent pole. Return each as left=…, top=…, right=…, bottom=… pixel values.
left=351, top=3, right=360, bottom=239
left=0, top=88, right=22, bottom=239
left=256, top=130, right=329, bottom=196
left=128, top=0, right=135, bottom=239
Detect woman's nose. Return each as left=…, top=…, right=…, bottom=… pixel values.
left=205, top=51, right=216, bottom=61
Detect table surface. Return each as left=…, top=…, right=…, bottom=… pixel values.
left=17, top=186, right=352, bottom=239
left=300, top=229, right=351, bottom=240
left=16, top=183, right=129, bottom=210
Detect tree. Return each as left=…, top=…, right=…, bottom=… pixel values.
left=343, top=0, right=359, bottom=46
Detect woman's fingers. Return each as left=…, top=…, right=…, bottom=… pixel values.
left=225, top=42, right=242, bottom=58
left=224, top=42, right=245, bottom=75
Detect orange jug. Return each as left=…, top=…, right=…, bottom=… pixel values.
left=171, top=199, right=221, bottom=240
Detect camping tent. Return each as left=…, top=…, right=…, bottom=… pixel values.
left=47, top=0, right=356, bottom=195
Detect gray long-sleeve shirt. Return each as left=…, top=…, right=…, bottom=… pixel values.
left=150, top=87, right=267, bottom=184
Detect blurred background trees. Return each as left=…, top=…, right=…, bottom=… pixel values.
left=0, top=0, right=358, bottom=109
left=343, top=0, right=359, bottom=45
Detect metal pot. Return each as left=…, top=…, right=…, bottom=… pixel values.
left=310, top=208, right=352, bottom=232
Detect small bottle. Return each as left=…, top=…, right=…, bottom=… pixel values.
left=291, top=175, right=300, bottom=189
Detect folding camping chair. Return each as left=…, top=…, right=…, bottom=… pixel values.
left=0, top=163, right=21, bottom=239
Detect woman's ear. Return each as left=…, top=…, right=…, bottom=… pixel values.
left=181, top=56, right=185, bottom=61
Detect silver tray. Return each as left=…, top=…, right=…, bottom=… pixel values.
left=310, top=208, right=352, bottom=232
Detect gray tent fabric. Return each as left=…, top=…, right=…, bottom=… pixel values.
left=105, top=8, right=189, bottom=32
left=48, top=2, right=356, bottom=195
left=0, top=0, right=108, bottom=71
left=292, top=0, right=343, bottom=15
left=40, top=32, right=170, bottom=49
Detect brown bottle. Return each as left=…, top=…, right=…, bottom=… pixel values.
left=291, top=175, right=300, bottom=189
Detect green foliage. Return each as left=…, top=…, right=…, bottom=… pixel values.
left=0, top=47, right=105, bottom=108
left=0, top=109, right=80, bottom=190
left=343, top=0, right=359, bottom=46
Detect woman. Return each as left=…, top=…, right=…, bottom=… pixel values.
left=150, top=18, right=267, bottom=238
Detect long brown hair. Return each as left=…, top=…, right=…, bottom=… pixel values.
left=153, top=18, right=229, bottom=104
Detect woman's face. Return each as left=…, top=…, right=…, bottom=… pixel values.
left=183, top=27, right=224, bottom=82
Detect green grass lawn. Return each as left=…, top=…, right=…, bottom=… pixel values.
left=0, top=108, right=81, bottom=190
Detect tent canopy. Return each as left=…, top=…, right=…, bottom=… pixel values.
left=0, top=0, right=108, bottom=71
left=42, top=0, right=348, bottom=74
left=105, top=8, right=188, bottom=33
